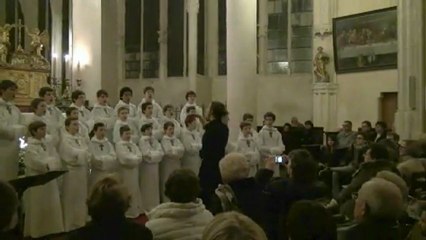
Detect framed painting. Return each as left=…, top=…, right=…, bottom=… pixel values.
left=333, top=7, right=397, bottom=73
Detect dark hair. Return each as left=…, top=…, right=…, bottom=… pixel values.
left=185, top=114, right=197, bottom=127
left=38, top=86, right=54, bottom=97
left=0, top=180, right=18, bottom=230
left=305, top=120, right=314, bottom=128
left=344, top=120, right=352, bottom=126
left=186, top=106, right=196, bottom=114
left=240, top=121, right=252, bottom=130
left=165, top=169, right=201, bottom=203
left=119, top=87, right=132, bottom=99
left=375, top=121, right=388, bottom=131
left=387, top=132, right=400, bottom=142
left=362, top=121, right=372, bottom=128
left=283, top=123, right=292, bottom=129
left=0, top=79, right=17, bottom=91
left=243, top=113, right=254, bottom=121
left=96, top=89, right=108, bottom=98
left=163, top=104, right=173, bottom=113
left=185, top=90, right=196, bottom=100
left=117, top=106, right=129, bottom=115
left=368, top=143, right=390, bottom=160
left=65, top=117, right=79, bottom=127
left=28, top=121, right=47, bottom=137
left=141, top=102, right=153, bottom=113
left=209, top=101, right=228, bottom=120
left=356, top=132, right=367, bottom=139
left=405, top=139, right=426, bottom=158
left=140, top=123, right=153, bottom=133
left=30, top=98, right=44, bottom=112
left=163, top=121, right=175, bottom=131
left=66, top=107, right=78, bottom=117
left=264, top=112, right=276, bottom=121
left=287, top=200, right=337, bottom=240
left=89, top=122, right=105, bottom=139
left=143, top=86, right=154, bottom=94
left=288, top=149, right=317, bottom=184
left=71, top=90, right=85, bottom=103
left=119, top=125, right=131, bottom=136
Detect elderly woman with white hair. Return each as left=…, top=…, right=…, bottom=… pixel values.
left=209, top=153, right=275, bottom=225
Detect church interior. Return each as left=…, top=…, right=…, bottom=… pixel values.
left=0, top=0, right=426, bottom=239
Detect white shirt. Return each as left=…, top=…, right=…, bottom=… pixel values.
left=114, top=100, right=138, bottom=120
left=180, top=102, right=203, bottom=125
left=137, top=98, right=164, bottom=119
left=91, top=103, right=116, bottom=130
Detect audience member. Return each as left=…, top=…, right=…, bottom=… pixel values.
left=397, top=139, right=426, bottom=184
left=343, top=178, right=404, bottom=240
left=376, top=170, right=409, bottom=202
left=70, top=176, right=153, bottom=240
left=290, top=117, right=304, bottom=128
left=146, top=169, right=213, bottom=240
left=287, top=200, right=337, bottom=240
left=301, top=120, right=318, bottom=145
left=264, top=149, right=330, bottom=240
left=281, top=123, right=297, bottom=154
left=321, top=135, right=341, bottom=167
left=210, top=153, right=274, bottom=224
left=360, top=120, right=376, bottom=142
left=0, top=180, right=19, bottom=240
left=374, top=121, right=388, bottom=143
left=202, top=211, right=267, bottom=240
left=336, top=121, right=356, bottom=149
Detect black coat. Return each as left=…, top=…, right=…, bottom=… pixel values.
left=199, top=119, right=229, bottom=207
left=69, top=217, right=153, bottom=240
left=209, top=169, right=274, bottom=224
left=263, top=179, right=330, bottom=240
left=342, top=218, right=401, bottom=240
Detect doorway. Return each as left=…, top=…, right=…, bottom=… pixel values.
left=380, top=92, right=398, bottom=130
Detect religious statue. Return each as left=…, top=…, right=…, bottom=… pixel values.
left=26, top=27, right=49, bottom=56
left=313, top=46, right=330, bottom=83
left=0, top=24, right=14, bottom=65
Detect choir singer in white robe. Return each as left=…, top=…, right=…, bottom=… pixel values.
left=88, top=122, right=117, bottom=189
left=113, top=107, right=139, bottom=144
left=181, top=115, right=202, bottom=175
left=179, top=91, right=203, bottom=126
left=160, top=122, right=184, bottom=202
left=0, top=80, right=25, bottom=180
left=160, top=104, right=182, bottom=138
left=138, top=102, right=162, bottom=140
left=236, top=121, right=261, bottom=177
left=70, top=90, right=93, bottom=131
left=24, top=121, right=64, bottom=238
left=59, top=117, right=90, bottom=232
left=138, top=123, right=164, bottom=212
left=91, top=90, right=115, bottom=141
left=115, top=125, right=143, bottom=218
left=114, top=87, right=138, bottom=120
left=39, top=87, right=64, bottom=146
left=137, top=86, right=163, bottom=119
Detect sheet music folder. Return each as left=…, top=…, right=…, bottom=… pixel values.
left=9, top=170, right=67, bottom=195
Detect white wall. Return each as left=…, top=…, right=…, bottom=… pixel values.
left=334, top=0, right=398, bottom=128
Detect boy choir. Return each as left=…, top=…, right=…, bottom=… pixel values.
left=2, top=83, right=281, bottom=238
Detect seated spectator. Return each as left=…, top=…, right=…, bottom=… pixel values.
left=343, top=178, right=404, bottom=240
left=264, top=149, right=330, bottom=240
left=360, top=120, right=376, bottom=142
left=397, top=139, right=426, bottom=185
left=209, top=153, right=274, bottom=224
left=336, top=121, right=356, bottom=150
left=290, top=117, right=304, bottom=128
left=337, top=144, right=398, bottom=219
left=69, top=176, right=153, bottom=240
left=374, top=121, right=388, bottom=143
left=202, top=211, right=267, bottom=240
left=146, top=169, right=213, bottom=240
left=287, top=200, right=337, bottom=240
left=281, top=123, right=296, bottom=154
left=376, top=171, right=409, bottom=202
left=0, top=180, right=19, bottom=240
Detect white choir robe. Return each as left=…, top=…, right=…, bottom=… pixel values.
left=91, top=103, right=116, bottom=141
left=60, top=120, right=90, bottom=144
left=138, top=115, right=162, bottom=140
left=46, top=104, right=65, bottom=146
left=180, top=128, right=202, bottom=175
left=160, top=135, right=184, bottom=201
left=236, top=135, right=261, bottom=177
left=88, top=137, right=117, bottom=189
left=114, top=100, right=138, bottom=120
left=257, top=126, right=285, bottom=176
left=137, top=98, right=164, bottom=119
left=116, top=140, right=143, bottom=218
left=70, top=103, right=94, bottom=132
left=113, top=119, right=140, bottom=144
left=59, top=131, right=90, bottom=232
left=159, top=116, right=182, bottom=138
left=138, top=135, right=164, bottom=212
left=23, top=136, right=64, bottom=238
left=25, top=113, right=60, bottom=146
left=0, top=98, right=25, bottom=180
left=179, top=102, right=203, bottom=125
left=238, top=127, right=259, bottom=141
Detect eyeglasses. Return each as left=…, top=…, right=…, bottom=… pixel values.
left=352, top=192, right=359, bottom=200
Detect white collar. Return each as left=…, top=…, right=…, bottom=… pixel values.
left=91, top=136, right=109, bottom=143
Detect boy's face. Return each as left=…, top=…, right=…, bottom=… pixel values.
left=264, top=117, right=274, bottom=126
left=143, top=127, right=153, bottom=136
left=242, top=125, right=252, bottom=136
left=75, top=94, right=86, bottom=106
left=144, top=105, right=153, bottom=116
left=43, top=91, right=55, bottom=104
left=67, top=120, right=80, bottom=134
left=35, top=101, right=47, bottom=116
left=2, top=86, right=17, bottom=101
left=70, top=110, right=79, bottom=119
left=34, top=126, right=47, bottom=139
left=165, top=126, right=174, bottom=136
left=187, top=94, right=196, bottom=104
left=121, top=131, right=132, bottom=141
left=98, top=94, right=108, bottom=105
left=119, top=110, right=129, bottom=121
left=122, top=91, right=132, bottom=103
left=96, top=126, right=106, bottom=139
left=165, top=108, right=173, bottom=118
left=145, top=90, right=154, bottom=100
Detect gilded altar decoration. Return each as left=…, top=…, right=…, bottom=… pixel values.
left=313, top=47, right=330, bottom=83
left=0, top=24, right=13, bottom=66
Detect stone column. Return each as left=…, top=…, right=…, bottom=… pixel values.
left=50, top=0, right=62, bottom=83
left=187, top=0, right=199, bottom=91
left=312, top=0, right=338, bottom=131
left=72, top=0, right=102, bottom=103
left=158, top=0, right=168, bottom=81
left=205, top=0, right=218, bottom=79
left=395, top=0, right=425, bottom=139
left=257, top=0, right=268, bottom=75
left=226, top=0, right=257, bottom=140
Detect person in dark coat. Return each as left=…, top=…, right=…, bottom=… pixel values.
left=263, top=149, right=330, bottom=240
left=209, top=153, right=275, bottom=224
left=199, top=101, right=229, bottom=208
left=336, top=143, right=399, bottom=219
left=361, top=120, right=376, bottom=142
left=374, top=121, right=388, bottom=143
left=0, top=180, right=19, bottom=240
left=70, top=176, right=153, bottom=240
left=342, top=178, right=404, bottom=240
